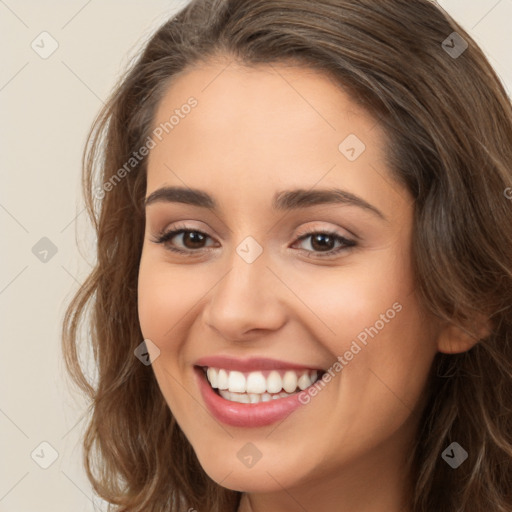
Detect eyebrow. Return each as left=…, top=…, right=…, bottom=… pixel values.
left=144, top=186, right=387, bottom=221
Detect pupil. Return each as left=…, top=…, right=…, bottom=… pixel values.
left=311, top=234, right=334, bottom=251
left=185, top=232, right=205, bottom=248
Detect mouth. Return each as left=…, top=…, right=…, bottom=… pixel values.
left=193, top=355, right=329, bottom=427
left=197, top=366, right=326, bottom=404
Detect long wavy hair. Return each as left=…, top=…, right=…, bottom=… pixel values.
left=62, top=0, right=512, bottom=510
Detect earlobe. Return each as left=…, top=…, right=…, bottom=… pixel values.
left=436, top=314, right=492, bottom=354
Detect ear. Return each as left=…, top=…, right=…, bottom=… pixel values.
left=436, top=313, right=492, bottom=354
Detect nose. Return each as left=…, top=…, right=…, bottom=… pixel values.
left=201, top=250, right=288, bottom=341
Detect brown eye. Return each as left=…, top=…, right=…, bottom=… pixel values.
left=309, top=233, right=337, bottom=252
left=294, top=230, right=356, bottom=258
left=153, top=228, right=216, bottom=254
left=179, top=231, right=208, bottom=249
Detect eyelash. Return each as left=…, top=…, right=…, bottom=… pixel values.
left=151, top=223, right=357, bottom=259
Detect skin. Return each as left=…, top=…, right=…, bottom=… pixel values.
left=137, top=57, right=479, bottom=512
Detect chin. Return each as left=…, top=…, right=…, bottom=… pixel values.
left=194, top=447, right=309, bottom=493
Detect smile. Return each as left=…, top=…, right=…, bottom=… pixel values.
left=193, top=356, right=328, bottom=427
left=203, top=367, right=321, bottom=404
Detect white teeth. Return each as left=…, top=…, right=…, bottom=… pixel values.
left=219, top=389, right=295, bottom=404
left=266, top=371, right=283, bottom=394
left=205, top=367, right=322, bottom=397
left=282, top=371, right=298, bottom=393
left=297, top=371, right=313, bottom=390
left=217, top=369, right=229, bottom=390
left=238, top=393, right=250, bottom=404
left=249, top=393, right=260, bottom=404
left=218, top=390, right=231, bottom=401
left=206, top=368, right=218, bottom=388
left=228, top=371, right=246, bottom=393
left=246, top=371, right=267, bottom=394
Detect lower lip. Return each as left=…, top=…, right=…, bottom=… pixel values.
left=194, top=367, right=307, bottom=427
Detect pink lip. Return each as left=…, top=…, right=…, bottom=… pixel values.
left=194, top=367, right=309, bottom=427
left=194, top=355, right=324, bottom=372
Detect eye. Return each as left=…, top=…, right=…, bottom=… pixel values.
left=151, top=224, right=217, bottom=254
left=151, top=224, right=357, bottom=258
left=292, top=229, right=356, bottom=258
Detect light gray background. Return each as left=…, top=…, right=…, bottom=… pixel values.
left=1, top=1, right=511, bottom=510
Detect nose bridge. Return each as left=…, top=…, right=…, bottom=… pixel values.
left=203, top=240, right=286, bottom=339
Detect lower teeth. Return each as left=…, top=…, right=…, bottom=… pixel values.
left=218, top=389, right=297, bottom=404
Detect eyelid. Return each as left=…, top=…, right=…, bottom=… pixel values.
left=291, top=228, right=356, bottom=257
left=155, top=220, right=356, bottom=241
left=293, top=222, right=356, bottom=241
left=151, top=222, right=217, bottom=248
left=151, top=221, right=357, bottom=258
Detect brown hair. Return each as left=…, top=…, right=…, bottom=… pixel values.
left=62, top=1, right=512, bottom=510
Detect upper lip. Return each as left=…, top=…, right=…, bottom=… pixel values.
left=194, top=355, right=326, bottom=373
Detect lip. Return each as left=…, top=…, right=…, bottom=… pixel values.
left=194, top=355, right=325, bottom=373
left=194, top=366, right=310, bottom=427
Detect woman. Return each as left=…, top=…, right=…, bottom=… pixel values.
left=62, top=1, right=512, bottom=511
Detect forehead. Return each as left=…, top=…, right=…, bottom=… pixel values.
left=149, top=58, right=380, bottom=149
left=146, top=59, right=401, bottom=218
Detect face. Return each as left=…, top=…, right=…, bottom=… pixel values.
left=137, top=58, right=440, bottom=499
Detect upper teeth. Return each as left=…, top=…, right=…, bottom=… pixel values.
left=205, top=368, right=320, bottom=394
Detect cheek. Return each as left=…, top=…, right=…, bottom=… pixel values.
left=137, top=255, right=200, bottom=343
left=296, top=248, right=435, bottom=401
left=294, top=267, right=435, bottom=465
left=137, top=255, right=201, bottom=419
left=290, top=250, right=414, bottom=351
left=136, top=255, right=199, bottom=403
